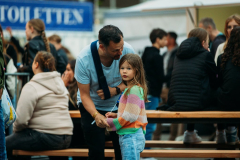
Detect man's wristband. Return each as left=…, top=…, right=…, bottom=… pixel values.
left=115, top=87, right=121, bottom=95
left=92, top=111, right=99, bottom=119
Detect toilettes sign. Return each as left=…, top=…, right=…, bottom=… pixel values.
left=0, top=0, right=93, bottom=31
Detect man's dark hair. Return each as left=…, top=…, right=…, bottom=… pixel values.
left=150, top=28, right=167, bottom=44
left=98, top=25, right=123, bottom=47
left=168, top=32, right=178, bottom=41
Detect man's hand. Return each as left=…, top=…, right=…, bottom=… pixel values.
left=95, top=113, right=110, bottom=128
left=97, top=86, right=117, bottom=99
left=105, top=112, right=117, bottom=118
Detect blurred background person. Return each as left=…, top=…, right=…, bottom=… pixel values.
left=198, top=17, right=226, bottom=58
left=62, top=59, right=87, bottom=160
left=0, top=25, right=18, bottom=108
left=215, top=14, right=240, bottom=63
left=166, top=28, right=218, bottom=144
left=0, top=30, right=6, bottom=160
left=61, top=46, right=75, bottom=61
left=0, top=25, right=18, bottom=68
left=215, top=26, right=240, bottom=146
left=141, top=28, right=167, bottom=153
left=17, top=19, right=58, bottom=81
left=6, top=26, right=25, bottom=61
left=48, top=34, right=68, bottom=75
left=153, top=31, right=180, bottom=141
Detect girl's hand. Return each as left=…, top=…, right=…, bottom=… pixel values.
left=105, top=112, right=117, bottom=118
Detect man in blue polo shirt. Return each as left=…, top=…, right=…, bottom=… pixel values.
left=75, top=25, right=135, bottom=160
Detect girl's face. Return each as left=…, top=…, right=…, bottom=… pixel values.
left=64, top=64, right=74, bottom=82
left=120, top=61, right=136, bottom=85
left=202, top=36, right=209, bottom=51
left=227, top=19, right=239, bottom=37
left=25, top=22, right=33, bottom=41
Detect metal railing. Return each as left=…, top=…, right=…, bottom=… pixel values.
left=5, top=72, right=31, bottom=109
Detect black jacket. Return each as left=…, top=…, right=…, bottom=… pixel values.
left=142, top=46, right=164, bottom=97
left=10, top=36, right=24, bottom=56
left=162, top=47, right=178, bottom=88
left=167, top=37, right=218, bottom=111
left=6, top=44, right=17, bottom=68
left=56, top=48, right=68, bottom=75
left=22, top=36, right=58, bottom=76
left=210, top=34, right=226, bottom=58
left=216, top=56, right=240, bottom=110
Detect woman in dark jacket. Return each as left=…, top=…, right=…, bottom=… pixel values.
left=215, top=27, right=240, bottom=145
left=166, top=28, right=218, bottom=143
left=18, top=19, right=58, bottom=80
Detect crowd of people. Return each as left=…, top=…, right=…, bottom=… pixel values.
left=0, top=13, right=239, bottom=160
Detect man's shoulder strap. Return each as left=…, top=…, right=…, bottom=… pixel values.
left=90, top=40, right=111, bottom=100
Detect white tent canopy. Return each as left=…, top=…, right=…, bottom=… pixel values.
left=104, top=0, right=240, bottom=54
left=105, top=0, right=240, bottom=13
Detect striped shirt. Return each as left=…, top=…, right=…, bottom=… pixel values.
left=107, top=85, right=148, bottom=135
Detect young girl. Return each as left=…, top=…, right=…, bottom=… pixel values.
left=106, top=53, right=148, bottom=160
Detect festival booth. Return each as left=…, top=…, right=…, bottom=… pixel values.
left=104, top=0, right=240, bottom=54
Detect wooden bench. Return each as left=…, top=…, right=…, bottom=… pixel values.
left=70, top=110, right=240, bottom=123
left=13, top=110, right=240, bottom=158
left=13, top=149, right=240, bottom=158
left=106, top=140, right=240, bottom=148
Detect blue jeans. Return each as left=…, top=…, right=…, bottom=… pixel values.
left=119, top=128, right=145, bottom=160
left=0, top=100, right=7, bottom=159
left=145, top=96, right=160, bottom=142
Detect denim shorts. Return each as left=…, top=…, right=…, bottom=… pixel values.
left=119, top=128, right=145, bottom=160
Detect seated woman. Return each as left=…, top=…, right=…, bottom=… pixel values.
left=6, top=51, right=73, bottom=159
left=216, top=27, right=240, bottom=144
left=166, top=28, right=218, bottom=144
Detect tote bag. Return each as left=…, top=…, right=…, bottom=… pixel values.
left=1, top=87, right=16, bottom=128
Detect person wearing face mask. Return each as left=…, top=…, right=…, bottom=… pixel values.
left=164, top=28, right=218, bottom=144
left=214, top=14, right=240, bottom=64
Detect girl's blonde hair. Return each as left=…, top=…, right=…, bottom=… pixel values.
left=28, top=19, right=50, bottom=52
left=119, top=54, right=148, bottom=102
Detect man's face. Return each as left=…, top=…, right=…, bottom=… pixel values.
left=166, top=35, right=173, bottom=47
left=103, top=37, right=124, bottom=60
left=158, top=36, right=167, bottom=48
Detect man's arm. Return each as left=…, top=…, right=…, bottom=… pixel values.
left=96, top=81, right=127, bottom=100
left=77, top=82, right=109, bottom=128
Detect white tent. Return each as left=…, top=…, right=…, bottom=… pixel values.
left=104, top=0, right=240, bottom=54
